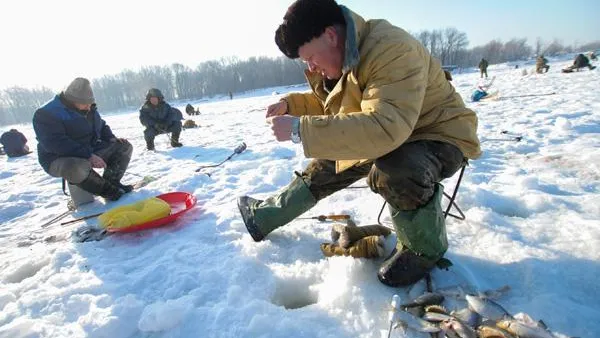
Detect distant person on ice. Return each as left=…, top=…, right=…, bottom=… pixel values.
left=0, top=129, right=30, bottom=158
left=562, top=53, right=596, bottom=73
left=139, top=88, right=183, bottom=150
left=478, top=58, right=489, bottom=78
left=536, top=55, right=550, bottom=73
left=237, top=0, right=481, bottom=287
left=32, top=77, right=133, bottom=201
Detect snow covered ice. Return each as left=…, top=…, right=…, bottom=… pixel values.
left=0, top=57, right=598, bottom=337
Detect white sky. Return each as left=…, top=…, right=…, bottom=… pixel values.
left=3, top=0, right=599, bottom=91
left=2, top=0, right=288, bottom=91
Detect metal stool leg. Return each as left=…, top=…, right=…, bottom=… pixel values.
left=377, top=165, right=467, bottom=224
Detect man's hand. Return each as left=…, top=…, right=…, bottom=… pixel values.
left=265, top=100, right=288, bottom=118
left=267, top=115, right=297, bottom=142
left=89, top=154, right=106, bottom=168
left=110, top=137, right=127, bottom=143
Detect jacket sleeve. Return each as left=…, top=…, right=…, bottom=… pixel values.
left=169, top=107, right=183, bottom=122
left=139, top=107, right=156, bottom=127
left=99, top=119, right=116, bottom=141
left=300, top=43, right=427, bottom=160
left=33, top=109, right=92, bottom=159
left=284, top=93, right=325, bottom=117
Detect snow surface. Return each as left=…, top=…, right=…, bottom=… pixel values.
left=0, top=57, right=598, bottom=338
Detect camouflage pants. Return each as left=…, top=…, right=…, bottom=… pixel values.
left=301, top=140, right=465, bottom=211
left=480, top=69, right=488, bottom=78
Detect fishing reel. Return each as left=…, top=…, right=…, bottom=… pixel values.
left=234, top=142, right=247, bottom=154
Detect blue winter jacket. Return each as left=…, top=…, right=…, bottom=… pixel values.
left=32, top=95, right=116, bottom=172
left=139, top=101, right=182, bottom=129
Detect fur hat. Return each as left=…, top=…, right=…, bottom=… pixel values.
left=275, top=0, right=345, bottom=59
left=64, top=77, right=95, bottom=105
left=146, top=88, right=164, bottom=101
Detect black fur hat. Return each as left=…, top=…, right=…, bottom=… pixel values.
left=275, top=0, right=345, bottom=59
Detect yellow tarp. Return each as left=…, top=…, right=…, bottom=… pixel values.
left=99, top=197, right=171, bottom=229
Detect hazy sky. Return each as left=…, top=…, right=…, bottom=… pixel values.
left=2, top=0, right=598, bottom=91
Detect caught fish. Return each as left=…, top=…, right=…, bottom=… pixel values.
left=422, top=311, right=452, bottom=323
left=497, top=319, right=555, bottom=338
left=440, top=318, right=477, bottom=338
left=392, top=309, right=441, bottom=333
left=402, top=292, right=444, bottom=308
left=478, top=325, right=516, bottom=338
left=425, top=304, right=448, bottom=314
left=465, top=294, right=511, bottom=320
left=450, top=308, right=481, bottom=328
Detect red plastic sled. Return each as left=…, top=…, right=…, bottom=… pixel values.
left=106, top=192, right=197, bottom=233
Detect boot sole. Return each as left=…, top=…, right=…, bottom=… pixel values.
left=237, top=196, right=264, bottom=242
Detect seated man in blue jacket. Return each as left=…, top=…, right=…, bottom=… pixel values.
left=33, top=77, right=133, bottom=201
left=139, top=88, right=183, bottom=150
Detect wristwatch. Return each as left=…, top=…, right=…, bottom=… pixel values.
left=291, top=117, right=301, bottom=144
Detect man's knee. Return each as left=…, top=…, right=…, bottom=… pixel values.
left=144, top=128, right=158, bottom=138
left=367, top=141, right=463, bottom=210
left=49, top=157, right=92, bottom=184
left=169, top=121, right=182, bottom=133
left=120, top=140, right=133, bottom=157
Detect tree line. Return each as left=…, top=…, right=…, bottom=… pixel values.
left=1, top=30, right=599, bottom=127
left=0, top=56, right=306, bottom=126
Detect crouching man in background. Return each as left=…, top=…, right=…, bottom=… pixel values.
left=33, top=77, right=133, bottom=201
left=139, top=88, right=183, bottom=151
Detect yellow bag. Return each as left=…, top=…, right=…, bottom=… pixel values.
left=98, top=197, right=171, bottom=229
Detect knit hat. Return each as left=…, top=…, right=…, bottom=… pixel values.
left=63, top=77, right=95, bottom=105
left=275, top=0, right=345, bottom=59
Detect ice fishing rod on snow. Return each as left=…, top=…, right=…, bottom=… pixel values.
left=195, top=142, right=247, bottom=176
left=60, top=212, right=104, bottom=226
left=297, top=214, right=351, bottom=222
left=499, top=92, right=556, bottom=99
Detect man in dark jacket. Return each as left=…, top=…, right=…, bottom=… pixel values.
left=139, top=88, right=183, bottom=150
left=33, top=77, right=133, bottom=201
left=0, top=129, right=30, bottom=157
left=478, top=58, right=489, bottom=78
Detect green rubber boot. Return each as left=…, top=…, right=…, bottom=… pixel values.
left=237, top=176, right=316, bottom=241
left=378, top=183, right=448, bottom=287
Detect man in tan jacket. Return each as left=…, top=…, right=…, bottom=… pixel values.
left=238, top=0, right=481, bottom=287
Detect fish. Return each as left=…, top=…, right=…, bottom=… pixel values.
left=465, top=294, right=511, bottom=320
left=450, top=308, right=481, bottom=328
left=497, top=319, right=556, bottom=338
left=478, top=325, right=516, bottom=338
left=422, top=311, right=452, bottom=323
left=440, top=318, right=477, bottom=338
left=402, top=292, right=445, bottom=308
left=391, top=309, right=441, bottom=333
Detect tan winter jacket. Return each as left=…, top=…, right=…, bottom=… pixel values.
left=283, top=7, right=481, bottom=173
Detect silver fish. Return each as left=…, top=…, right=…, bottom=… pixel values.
left=392, top=309, right=441, bottom=333
left=465, top=294, right=510, bottom=320
left=497, top=319, right=556, bottom=338
left=450, top=308, right=481, bottom=328
left=402, top=292, right=445, bottom=308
